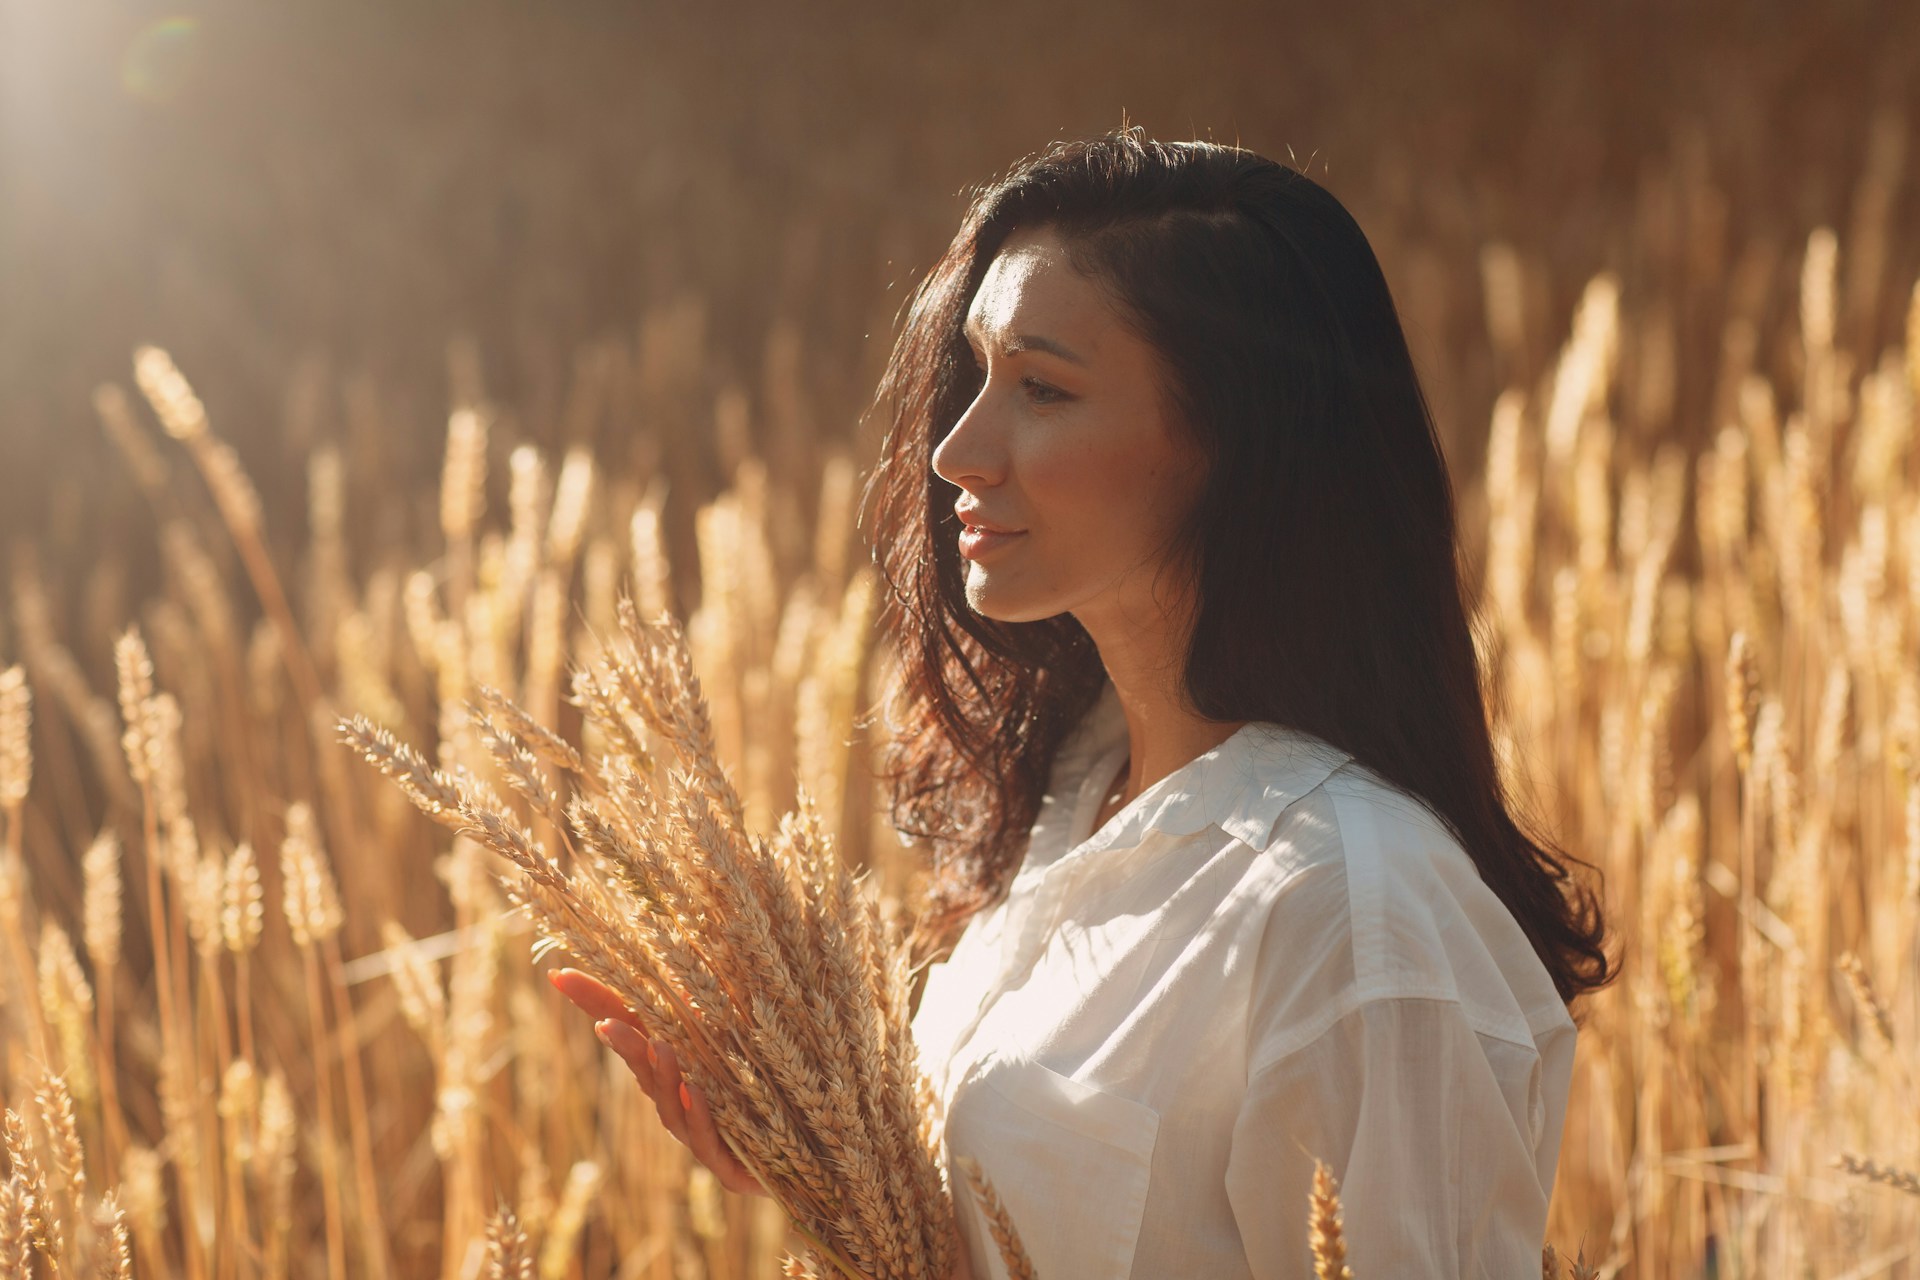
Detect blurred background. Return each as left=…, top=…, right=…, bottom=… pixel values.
left=7, top=0, right=1916, bottom=597
left=4, top=2, right=1920, bottom=1276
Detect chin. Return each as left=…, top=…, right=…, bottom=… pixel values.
left=963, top=579, right=1064, bottom=625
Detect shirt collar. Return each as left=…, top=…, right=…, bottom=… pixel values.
left=1057, top=678, right=1356, bottom=859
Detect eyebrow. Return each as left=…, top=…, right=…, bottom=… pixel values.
left=962, top=318, right=1087, bottom=367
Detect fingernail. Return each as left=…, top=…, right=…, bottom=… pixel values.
left=647, top=1039, right=658, bottom=1068
left=679, top=1081, right=692, bottom=1110
left=594, top=1021, right=613, bottom=1048
left=547, top=970, right=563, bottom=988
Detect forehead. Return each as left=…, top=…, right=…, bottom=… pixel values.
left=964, top=227, right=1100, bottom=337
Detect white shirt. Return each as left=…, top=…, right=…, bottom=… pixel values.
left=911, top=678, right=1578, bottom=1279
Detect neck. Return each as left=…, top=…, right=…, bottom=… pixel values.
left=1075, top=603, right=1246, bottom=812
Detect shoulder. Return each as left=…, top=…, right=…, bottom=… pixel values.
left=1242, top=758, right=1575, bottom=1069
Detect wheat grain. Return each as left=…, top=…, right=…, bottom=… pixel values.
left=1836, top=951, right=1895, bottom=1053
left=217, top=1059, right=260, bottom=1164
left=547, top=447, right=595, bottom=570
left=0, top=1171, right=31, bottom=1276
left=132, top=345, right=208, bottom=442
left=93, top=1190, right=132, bottom=1279
left=479, top=684, right=588, bottom=779
left=505, top=444, right=548, bottom=609
left=629, top=496, right=673, bottom=625
left=184, top=852, right=226, bottom=960
left=221, top=841, right=264, bottom=955
left=781, top=1251, right=829, bottom=1279
left=33, top=1071, right=86, bottom=1209
left=441, top=406, right=489, bottom=546
left=81, top=831, right=122, bottom=974
left=3, top=1107, right=59, bottom=1266
left=956, top=1155, right=1031, bottom=1280
left=38, top=926, right=96, bottom=1102
left=141, top=692, right=195, bottom=881
left=280, top=802, right=344, bottom=946
left=0, top=666, right=28, bottom=815
left=484, top=1202, right=534, bottom=1280
left=1308, top=1157, right=1354, bottom=1280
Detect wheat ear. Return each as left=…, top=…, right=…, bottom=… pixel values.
left=956, top=1155, right=1034, bottom=1280
left=1308, top=1157, right=1354, bottom=1280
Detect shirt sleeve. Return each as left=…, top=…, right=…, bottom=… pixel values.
left=1224, top=995, right=1552, bottom=1279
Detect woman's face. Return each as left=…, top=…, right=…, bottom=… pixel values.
left=932, top=224, right=1208, bottom=632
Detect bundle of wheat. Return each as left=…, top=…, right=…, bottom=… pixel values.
left=342, top=596, right=1027, bottom=1279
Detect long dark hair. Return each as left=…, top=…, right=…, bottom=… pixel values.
left=857, top=127, right=1615, bottom=1013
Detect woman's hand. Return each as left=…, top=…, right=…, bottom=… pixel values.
left=548, top=968, right=769, bottom=1197
left=551, top=968, right=974, bottom=1277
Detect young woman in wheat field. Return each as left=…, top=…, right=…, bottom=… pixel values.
left=554, top=127, right=1618, bottom=1277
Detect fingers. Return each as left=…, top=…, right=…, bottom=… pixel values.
left=649, top=1038, right=691, bottom=1140
left=679, top=1073, right=765, bottom=1196
left=549, top=969, right=644, bottom=1029
left=647, top=1038, right=766, bottom=1198
left=595, top=1019, right=657, bottom=1095
left=565, top=974, right=765, bottom=1197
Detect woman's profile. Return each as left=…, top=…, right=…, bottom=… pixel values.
left=558, top=125, right=1616, bottom=1277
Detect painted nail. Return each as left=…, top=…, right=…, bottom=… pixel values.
left=679, top=1081, right=692, bottom=1110
left=594, top=1022, right=612, bottom=1048
left=647, top=1039, right=658, bottom=1068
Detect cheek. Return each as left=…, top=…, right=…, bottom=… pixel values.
left=1017, top=431, right=1141, bottom=519
left=1018, top=422, right=1190, bottom=542
left=1008, top=433, right=1194, bottom=593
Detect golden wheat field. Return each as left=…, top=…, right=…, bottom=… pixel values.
left=4, top=3, right=1920, bottom=1277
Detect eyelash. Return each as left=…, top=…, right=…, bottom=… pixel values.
left=972, top=361, right=1068, bottom=405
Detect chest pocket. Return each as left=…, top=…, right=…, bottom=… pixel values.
left=947, top=1057, right=1160, bottom=1279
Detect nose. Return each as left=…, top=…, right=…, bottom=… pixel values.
left=931, top=384, right=1005, bottom=490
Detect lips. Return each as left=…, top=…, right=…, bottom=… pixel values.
left=957, top=525, right=1024, bottom=562
left=954, top=506, right=1025, bottom=534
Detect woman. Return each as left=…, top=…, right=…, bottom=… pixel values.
left=555, top=127, right=1615, bottom=1277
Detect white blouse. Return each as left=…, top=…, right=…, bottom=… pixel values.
left=910, top=678, right=1578, bottom=1279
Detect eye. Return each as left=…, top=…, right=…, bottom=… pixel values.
left=1021, top=377, right=1067, bottom=405
left=967, top=350, right=1068, bottom=406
